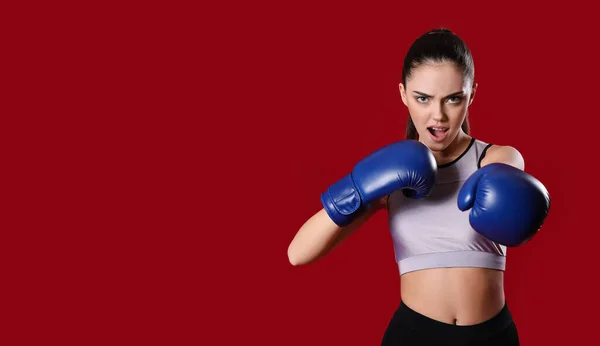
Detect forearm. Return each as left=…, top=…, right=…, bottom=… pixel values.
left=288, top=203, right=382, bottom=266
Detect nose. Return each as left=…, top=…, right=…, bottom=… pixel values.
left=431, top=103, right=445, bottom=121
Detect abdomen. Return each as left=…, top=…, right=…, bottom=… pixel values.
left=399, top=267, right=505, bottom=325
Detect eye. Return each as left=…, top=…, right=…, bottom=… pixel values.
left=447, top=96, right=463, bottom=104
left=416, top=96, right=428, bottom=103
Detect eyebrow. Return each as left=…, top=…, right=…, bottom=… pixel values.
left=412, top=91, right=464, bottom=98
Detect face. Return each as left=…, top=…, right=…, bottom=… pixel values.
left=399, top=61, right=476, bottom=153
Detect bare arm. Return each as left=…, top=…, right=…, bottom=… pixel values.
left=480, top=145, right=525, bottom=170
left=287, top=197, right=387, bottom=266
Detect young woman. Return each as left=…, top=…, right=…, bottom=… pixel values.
left=287, top=28, right=550, bottom=345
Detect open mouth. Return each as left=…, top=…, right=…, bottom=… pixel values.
left=427, top=127, right=449, bottom=142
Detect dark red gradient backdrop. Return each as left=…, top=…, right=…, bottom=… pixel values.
left=3, top=1, right=596, bottom=345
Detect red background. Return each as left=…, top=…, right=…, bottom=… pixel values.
left=4, top=1, right=597, bottom=345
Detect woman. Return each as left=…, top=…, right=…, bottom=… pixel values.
left=287, top=28, right=550, bottom=345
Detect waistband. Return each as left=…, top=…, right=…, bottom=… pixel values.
left=394, top=300, right=514, bottom=343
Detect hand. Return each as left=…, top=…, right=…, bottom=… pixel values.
left=457, top=163, right=551, bottom=246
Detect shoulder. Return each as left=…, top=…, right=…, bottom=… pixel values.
left=480, top=144, right=525, bottom=170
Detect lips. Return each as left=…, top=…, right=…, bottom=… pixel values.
left=427, top=126, right=448, bottom=142
left=428, top=126, right=448, bottom=132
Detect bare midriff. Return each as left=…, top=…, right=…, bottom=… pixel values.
left=400, top=267, right=505, bottom=325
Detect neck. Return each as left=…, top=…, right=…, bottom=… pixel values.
left=431, top=131, right=472, bottom=166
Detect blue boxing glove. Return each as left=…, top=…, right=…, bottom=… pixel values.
left=321, top=140, right=437, bottom=227
left=458, top=163, right=551, bottom=246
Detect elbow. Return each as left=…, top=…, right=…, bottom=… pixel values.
left=287, top=243, right=312, bottom=266
left=287, top=245, right=301, bottom=266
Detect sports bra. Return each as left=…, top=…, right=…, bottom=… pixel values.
left=387, top=138, right=507, bottom=275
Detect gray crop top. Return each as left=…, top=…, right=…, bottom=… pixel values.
left=387, top=138, right=507, bottom=275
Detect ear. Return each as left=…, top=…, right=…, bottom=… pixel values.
left=399, top=83, right=408, bottom=106
left=468, top=82, right=478, bottom=106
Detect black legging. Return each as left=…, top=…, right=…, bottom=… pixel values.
left=381, top=301, right=519, bottom=346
